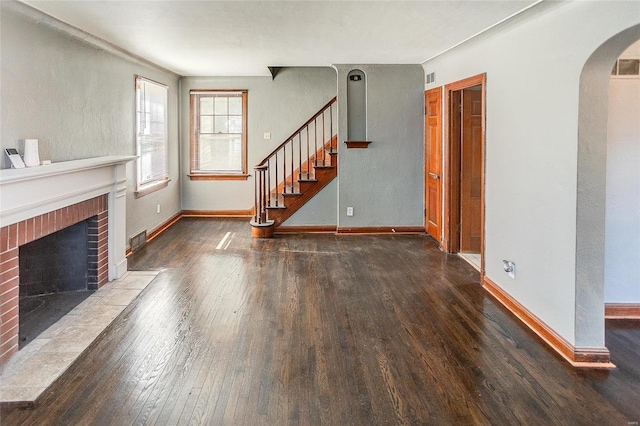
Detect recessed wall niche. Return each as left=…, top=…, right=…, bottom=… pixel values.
left=347, top=69, right=367, bottom=141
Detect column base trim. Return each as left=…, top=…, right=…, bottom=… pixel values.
left=483, top=276, right=615, bottom=369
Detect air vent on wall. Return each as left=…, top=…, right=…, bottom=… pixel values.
left=611, top=58, right=640, bottom=76
left=130, top=229, right=147, bottom=253
left=425, top=71, right=436, bottom=84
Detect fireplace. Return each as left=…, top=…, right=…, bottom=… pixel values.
left=0, top=156, right=135, bottom=364
left=16, top=197, right=108, bottom=347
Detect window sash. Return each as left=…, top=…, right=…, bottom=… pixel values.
left=190, top=90, right=247, bottom=175
left=136, top=76, right=168, bottom=188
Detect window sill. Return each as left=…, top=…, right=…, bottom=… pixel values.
left=188, top=173, right=250, bottom=181
left=135, top=178, right=170, bottom=198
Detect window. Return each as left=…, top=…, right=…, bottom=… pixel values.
left=189, top=90, right=248, bottom=180
left=135, top=76, right=169, bottom=197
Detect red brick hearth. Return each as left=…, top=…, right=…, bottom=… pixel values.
left=0, top=194, right=108, bottom=364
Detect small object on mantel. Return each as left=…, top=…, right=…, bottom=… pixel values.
left=41, top=160, right=52, bottom=165
left=344, top=140, right=372, bottom=149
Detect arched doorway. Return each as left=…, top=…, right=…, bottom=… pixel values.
left=575, top=24, right=640, bottom=353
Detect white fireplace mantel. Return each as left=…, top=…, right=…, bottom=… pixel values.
left=0, top=156, right=136, bottom=280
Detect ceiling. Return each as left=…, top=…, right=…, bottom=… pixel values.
left=22, top=1, right=540, bottom=77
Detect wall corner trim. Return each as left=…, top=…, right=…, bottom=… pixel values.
left=482, top=276, right=615, bottom=369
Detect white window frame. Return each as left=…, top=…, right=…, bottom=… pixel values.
left=135, top=76, right=170, bottom=197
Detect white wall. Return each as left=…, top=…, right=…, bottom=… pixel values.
left=334, top=64, right=424, bottom=229
left=422, top=1, right=640, bottom=346
left=1, top=2, right=181, bottom=244
left=180, top=68, right=336, bottom=212
left=605, top=41, right=640, bottom=303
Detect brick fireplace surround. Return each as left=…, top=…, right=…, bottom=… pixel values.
left=0, top=195, right=109, bottom=363
left=0, top=156, right=135, bottom=365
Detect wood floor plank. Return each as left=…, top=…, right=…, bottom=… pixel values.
left=2, top=218, right=638, bottom=425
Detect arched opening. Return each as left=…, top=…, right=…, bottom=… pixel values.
left=575, top=24, right=640, bottom=353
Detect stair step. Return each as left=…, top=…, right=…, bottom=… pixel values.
left=282, top=192, right=302, bottom=197
left=266, top=205, right=286, bottom=210
left=313, top=164, right=335, bottom=170
left=298, top=178, right=318, bottom=183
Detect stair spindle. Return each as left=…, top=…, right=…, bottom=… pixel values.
left=254, top=169, right=259, bottom=222
left=330, top=104, right=334, bottom=153
left=267, top=158, right=271, bottom=208
left=275, top=155, right=279, bottom=206
left=306, top=125, right=310, bottom=178
left=322, top=111, right=326, bottom=166
left=290, top=139, right=294, bottom=193
left=283, top=144, right=287, bottom=194
left=314, top=118, right=318, bottom=166
left=298, top=133, right=302, bottom=182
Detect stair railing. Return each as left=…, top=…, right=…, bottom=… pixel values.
left=253, top=97, right=337, bottom=225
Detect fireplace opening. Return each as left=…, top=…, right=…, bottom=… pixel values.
left=18, top=219, right=98, bottom=348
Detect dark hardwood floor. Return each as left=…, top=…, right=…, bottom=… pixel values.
left=2, top=218, right=639, bottom=425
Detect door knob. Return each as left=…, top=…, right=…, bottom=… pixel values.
left=429, top=172, right=440, bottom=179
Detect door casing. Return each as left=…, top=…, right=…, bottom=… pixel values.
left=442, top=73, right=486, bottom=276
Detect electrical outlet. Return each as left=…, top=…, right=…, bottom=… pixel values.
left=503, top=260, right=516, bottom=279
left=156, top=204, right=161, bottom=214
left=263, top=132, right=271, bottom=140
left=346, top=207, right=354, bottom=216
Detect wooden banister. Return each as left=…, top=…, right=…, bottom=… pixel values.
left=256, top=97, right=337, bottom=167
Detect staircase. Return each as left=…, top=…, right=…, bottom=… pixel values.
left=251, top=97, right=337, bottom=237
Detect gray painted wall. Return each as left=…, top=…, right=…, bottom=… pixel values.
left=422, top=1, right=640, bottom=347
left=334, top=65, right=424, bottom=229
left=1, top=2, right=181, bottom=244
left=282, top=180, right=337, bottom=226
left=180, top=68, right=336, bottom=212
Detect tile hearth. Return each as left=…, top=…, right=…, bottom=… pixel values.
left=0, top=271, right=158, bottom=404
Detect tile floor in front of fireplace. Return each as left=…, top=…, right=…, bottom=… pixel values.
left=0, top=271, right=158, bottom=404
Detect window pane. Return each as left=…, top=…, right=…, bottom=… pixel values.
left=229, top=97, right=242, bottom=115
left=200, top=97, right=214, bottom=115
left=197, top=134, right=242, bottom=171
left=618, top=59, right=640, bottom=75
left=200, top=116, right=213, bottom=133
left=229, top=116, right=243, bottom=133
left=136, top=77, right=168, bottom=188
left=215, top=116, right=229, bottom=133
left=214, top=97, right=228, bottom=115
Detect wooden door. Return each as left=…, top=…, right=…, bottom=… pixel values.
left=460, top=87, right=483, bottom=252
left=425, top=88, right=442, bottom=241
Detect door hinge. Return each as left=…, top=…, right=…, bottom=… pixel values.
left=458, top=103, right=462, bottom=113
